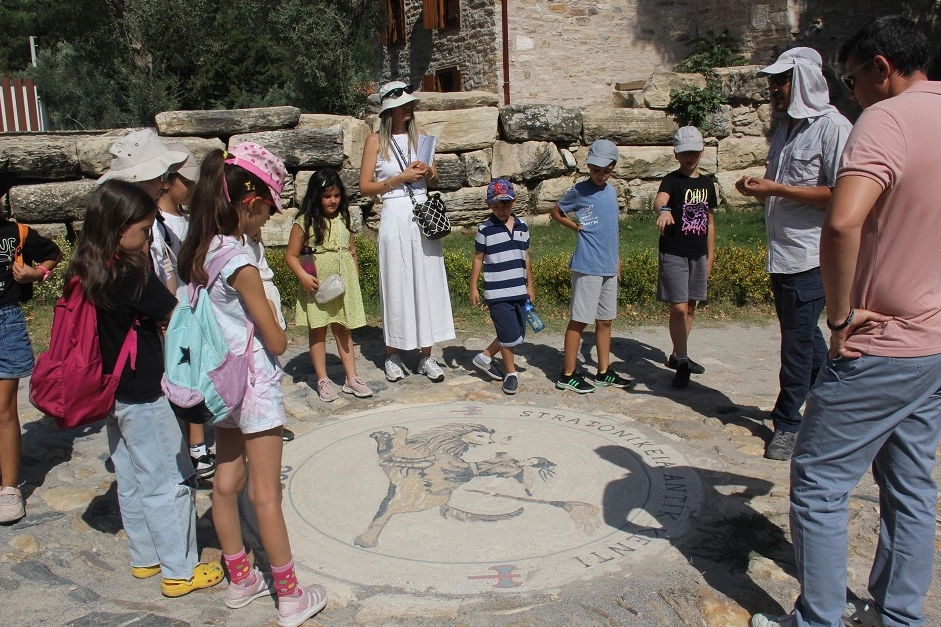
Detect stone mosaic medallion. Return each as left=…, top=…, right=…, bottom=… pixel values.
left=282, top=403, right=702, bottom=594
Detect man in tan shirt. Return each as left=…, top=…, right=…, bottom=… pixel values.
left=752, top=15, right=941, bottom=627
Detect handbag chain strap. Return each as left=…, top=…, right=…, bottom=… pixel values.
left=390, top=137, right=421, bottom=208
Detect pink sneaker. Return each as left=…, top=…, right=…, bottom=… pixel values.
left=317, top=377, right=338, bottom=402
left=225, top=568, right=273, bottom=609
left=277, top=584, right=327, bottom=627
left=342, top=376, right=373, bottom=398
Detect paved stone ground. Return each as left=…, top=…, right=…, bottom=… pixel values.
left=2, top=320, right=940, bottom=627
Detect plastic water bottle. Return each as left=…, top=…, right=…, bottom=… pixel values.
left=299, top=246, right=317, bottom=276
left=525, top=300, right=545, bottom=333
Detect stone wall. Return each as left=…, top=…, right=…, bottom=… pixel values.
left=1, top=67, right=772, bottom=246
left=378, top=0, right=499, bottom=93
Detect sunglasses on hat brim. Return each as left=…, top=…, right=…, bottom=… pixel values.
left=381, top=84, right=415, bottom=102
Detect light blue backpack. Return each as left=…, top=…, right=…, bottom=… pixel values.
left=162, top=245, right=254, bottom=425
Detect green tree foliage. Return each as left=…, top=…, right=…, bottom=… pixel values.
left=674, top=30, right=748, bottom=74
left=1, top=0, right=379, bottom=129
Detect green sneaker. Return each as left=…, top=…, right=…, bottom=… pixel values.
left=594, top=366, right=634, bottom=389
left=556, top=371, right=595, bottom=394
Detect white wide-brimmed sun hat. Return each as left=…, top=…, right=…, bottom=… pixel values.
left=97, top=129, right=189, bottom=185
left=378, top=81, right=420, bottom=114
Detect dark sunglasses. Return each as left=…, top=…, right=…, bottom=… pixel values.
left=380, top=84, right=415, bottom=102
left=840, top=58, right=874, bottom=91
left=768, top=71, right=793, bottom=87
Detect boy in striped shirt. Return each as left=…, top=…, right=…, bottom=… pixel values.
left=469, top=179, right=534, bottom=395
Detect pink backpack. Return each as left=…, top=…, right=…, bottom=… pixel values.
left=29, top=278, right=137, bottom=429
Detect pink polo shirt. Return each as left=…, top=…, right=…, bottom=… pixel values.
left=838, top=81, right=941, bottom=357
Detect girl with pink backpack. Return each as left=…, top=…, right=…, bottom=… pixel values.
left=177, top=143, right=327, bottom=627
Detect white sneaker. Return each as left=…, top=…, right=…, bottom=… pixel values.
left=384, top=355, right=406, bottom=382
left=751, top=614, right=796, bottom=627
left=0, top=486, right=25, bottom=523
left=843, top=599, right=885, bottom=627
left=418, top=355, right=445, bottom=382
left=277, top=583, right=327, bottom=627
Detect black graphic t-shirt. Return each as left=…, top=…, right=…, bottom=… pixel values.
left=0, top=220, right=62, bottom=308
left=657, top=170, right=718, bottom=258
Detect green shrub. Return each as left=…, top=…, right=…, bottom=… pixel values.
left=667, top=81, right=725, bottom=128
left=444, top=250, right=474, bottom=302
left=532, top=253, right=573, bottom=307
left=674, top=30, right=748, bottom=74
left=265, top=244, right=296, bottom=311
left=355, top=235, right=380, bottom=306
left=709, top=245, right=773, bottom=305
left=619, top=250, right=659, bottom=305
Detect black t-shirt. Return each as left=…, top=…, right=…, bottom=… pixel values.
left=97, top=266, right=177, bottom=403
left=0, top=220, right=61, bottom=307
left=657, top=170, right=718, bottom=258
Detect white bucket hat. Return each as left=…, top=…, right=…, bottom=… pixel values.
left=163, top=142, right=199, bottom=183
left=97, top=129, right=189, bottom=185
left=378, top=81, right=420, bottom=114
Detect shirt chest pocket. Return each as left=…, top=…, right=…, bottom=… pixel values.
left=785, top=149, right=823, bottom=186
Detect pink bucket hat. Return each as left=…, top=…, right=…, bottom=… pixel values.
left=224, top=142, right=287, bottom=213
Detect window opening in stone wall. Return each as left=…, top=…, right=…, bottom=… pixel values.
left=423, top=66, right=462, bottom=92
left=422, top=0, right=460, bottom=30
left=382, top=0, right=406, bottom=45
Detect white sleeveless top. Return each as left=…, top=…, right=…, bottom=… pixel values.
left=375, top=134, right=428, bottom=201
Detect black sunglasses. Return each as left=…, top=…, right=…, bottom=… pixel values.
left=841, top=58, right=874, bottom=91
left=381, top=84, right=415, bottom=102
left=768, top=71, right=793, bottom=87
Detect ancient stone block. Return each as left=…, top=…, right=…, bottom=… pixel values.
left=7, top=180, right=97, bottom=222
left=461, top=150, right=492, bottom=187
left=714, top=166, right=767, bottom=210
left=532, top=176, right=575, bottom=214
left=414, top=108, right=499, bottom=152
left=702, top=104, right=733, bottom=139
left=0, top=135, right=80, bottom=179
left=583, top=109, right=678, bottom=145
left=712, top=65, right=769, bottom=105
left=75, top=130, right=134, bottom=178
left=155, top=106, right=301, bottom=136
left=643, top=72, right=709, bottom=109
left=430, top=154, right=464, bottom=191
left=297, top=114, right=371, bottom=169
left=731, top=106, right=766, bottom=136
left=414, top=91, right=501, bottom=111
left=228, top=128, right=344, bottom=168
left=498, top=104, right=583, bottom=142
left=718, top=136, right=770, bottom=170
left=624, top=179, right=662, bottom=213
left=491, top=141, right=567, bottom=182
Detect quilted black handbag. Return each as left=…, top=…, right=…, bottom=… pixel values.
left=390, top=138, right=452, bottom=240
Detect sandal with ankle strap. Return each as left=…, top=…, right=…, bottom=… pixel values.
left=161, top=562, right=224, bottom=598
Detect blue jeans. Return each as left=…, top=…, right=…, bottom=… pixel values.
left=770, top=269, right=827, bottom=432
left=107, top=396, right=197, bottom=580
left=789, top=353, right=941, bottom=627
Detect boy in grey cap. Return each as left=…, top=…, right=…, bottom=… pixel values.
left=549, top=139, right=633, bottom=393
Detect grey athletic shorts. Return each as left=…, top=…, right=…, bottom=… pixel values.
left=570, top=272, right=618, bottom=323
left=657, top=252, right=708, bottom=303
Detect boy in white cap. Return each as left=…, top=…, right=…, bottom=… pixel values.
left=550, top=139, right=633, bottom=393
left=655, top=126, right=718, bottom=388
left=735, top=47, right=852, bottom=461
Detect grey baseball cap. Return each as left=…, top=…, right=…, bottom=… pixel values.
left=585, top=139, right=619, bottom=167
left=673, top=126, right=704, bottom=153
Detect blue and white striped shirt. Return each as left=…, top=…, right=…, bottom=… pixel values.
left=475, top=214, right=530, bottom=303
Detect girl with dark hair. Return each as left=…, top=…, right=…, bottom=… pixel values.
left=179, top=143, right=327, bottom=626
left=286, top=168, right=370, bottom=402
left=69, top=180, right=223, bottom=595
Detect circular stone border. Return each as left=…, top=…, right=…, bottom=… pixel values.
left=282, top=403, right=703, bottom=594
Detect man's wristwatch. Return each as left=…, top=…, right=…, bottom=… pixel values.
left=826, top=308, right=855, bottom=331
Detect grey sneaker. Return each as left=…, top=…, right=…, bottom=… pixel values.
left=843, top=599, right=885, bottom=627
left=278, top=583, right=327, bottom=627
left=751, top=614, right=796, bottom=627
left=418, top=355, right=445, bottom=382
left=0, top=486, right=25, bottom=524
left=472, top=353, right=504, bottom=381
left=225, top=568, right=273, bottom=609
left=765, top=429, right=797, bottom=460
left=384, top=354, right=407, bottom=382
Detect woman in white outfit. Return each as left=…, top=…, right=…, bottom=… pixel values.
left=359, top=81, right=455, bottom=382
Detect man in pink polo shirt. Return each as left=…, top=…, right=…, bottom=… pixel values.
left=752, top=15, right=941, bottom=627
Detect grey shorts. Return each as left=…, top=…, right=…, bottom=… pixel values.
left=657, top=252, right=708, bottom=303
left=570, top=272, right=618, bottom=323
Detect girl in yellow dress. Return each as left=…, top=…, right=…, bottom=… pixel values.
left=286, top=168, right=371, bottom=402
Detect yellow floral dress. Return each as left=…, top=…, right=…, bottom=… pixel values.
left=294, top=216, right=366, bottom=330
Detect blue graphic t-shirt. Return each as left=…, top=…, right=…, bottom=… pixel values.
left=657, top=170, right=718, bottom=258
left=556, top=181, right=620, bottom=276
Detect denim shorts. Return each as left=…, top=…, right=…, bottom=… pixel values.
left=0, top=304, right=34, bottom=380
left=488, top=299, right=526, bottom=347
